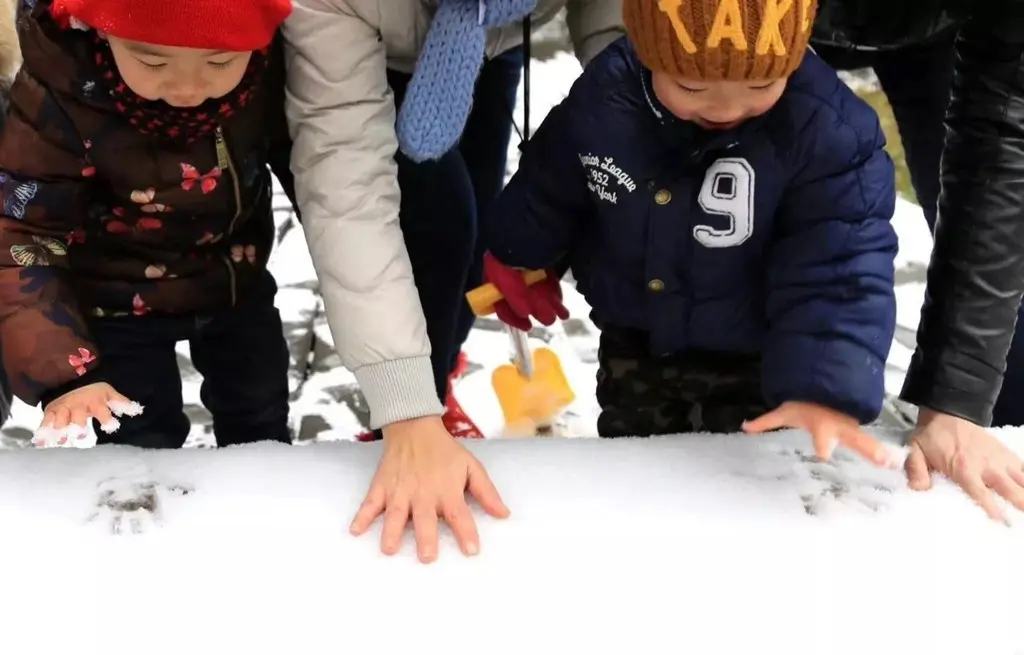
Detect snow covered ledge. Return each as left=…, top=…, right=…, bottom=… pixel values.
left=0, top=430, right=1022, bottom=654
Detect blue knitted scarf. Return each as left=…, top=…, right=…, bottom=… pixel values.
left=396, top=0, right=537, bottom=162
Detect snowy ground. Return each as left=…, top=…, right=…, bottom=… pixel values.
left=1, top=430, right=1022, bottom=654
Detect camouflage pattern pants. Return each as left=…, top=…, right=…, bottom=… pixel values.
left=595, top=326, right=768, bottom=438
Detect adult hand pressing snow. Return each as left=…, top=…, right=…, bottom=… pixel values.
left=350, top=416, right=510, bottom=563
left=742, top=401, right=897, bottom=467
left=906, top=410, right=1024, bottom=524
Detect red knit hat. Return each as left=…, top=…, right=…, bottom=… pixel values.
left=50, top=0, right=292, bottom=51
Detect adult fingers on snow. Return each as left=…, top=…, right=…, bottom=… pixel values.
left=349, top=484, right=386, bottom=536
left=411, top=500, right=440, bottom=562
left=380, top=493, right=412, bottom=556
left=985, top=468, right=1024, bottom=516
left=442, top=498, right=479, bottom=557
left=956, top=470, right=1006, bottom=525
left=904, top=443, right=933, bottom=491
left=467, top=458, right=510, bottom=519
left=1008, top=467, right=1024, bottom=510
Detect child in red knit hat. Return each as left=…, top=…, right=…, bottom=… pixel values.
left=0, top=0, right=297, bottom=449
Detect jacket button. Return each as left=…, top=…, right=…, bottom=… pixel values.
left=654, top=189, right=672, bottom=205
left=648, top=279, right=665, bottom=292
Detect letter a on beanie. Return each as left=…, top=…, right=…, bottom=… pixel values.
left=623, top=0, right=818, bottom=80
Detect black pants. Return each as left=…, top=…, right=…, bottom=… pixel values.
left=817, top=34, right=1024, bottom=427
left=595, top=326, right=767, bottom=438
left=86, top=272, right=291, bottom=448
left=387, top=46, right=524, bottom=403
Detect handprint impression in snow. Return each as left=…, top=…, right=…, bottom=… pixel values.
left=88, top=472, right=192, bottom=535
left=739, top=445, right=899, bottom=517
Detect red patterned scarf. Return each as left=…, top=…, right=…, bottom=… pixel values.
left=90, top=36, right=268, bottom=144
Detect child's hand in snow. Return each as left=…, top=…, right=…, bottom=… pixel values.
left=34, top=383, right=143, bottom=448
left=742, top=401, right=898, bottom=468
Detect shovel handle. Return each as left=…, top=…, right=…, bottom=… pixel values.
left=465, top=269, right=548, bottom=317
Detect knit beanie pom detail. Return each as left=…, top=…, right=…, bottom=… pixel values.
left=49, top=0, right=292, bottom=51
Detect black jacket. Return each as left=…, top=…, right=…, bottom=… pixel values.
left=812, top=0, right=967, bottom=50
left=816, top=0, right=1024, bottom=426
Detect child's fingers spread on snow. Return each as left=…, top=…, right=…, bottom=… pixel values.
left=742, top=408, right=785, bottom=434
left=839, top=427, right=890, bottom=467
left=47, top=405, right=71, bottom=430
left=33, top=412, right=62, bottom=447
left=107, top=396, right=143, bottom=417
left=812, top=432, right=839, bottom=461
left=62, top=423, right=87, bottom=445
left=69, top=405, right=90, bottom=430
left=90, top=401, right=119, bottom=434
left=230, top=245, right=244, bottom=263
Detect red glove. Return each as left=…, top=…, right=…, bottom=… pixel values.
left=483, top=252, right=569, bottom=331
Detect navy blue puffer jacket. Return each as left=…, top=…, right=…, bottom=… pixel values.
left=487, top=37, right=898, bottom=423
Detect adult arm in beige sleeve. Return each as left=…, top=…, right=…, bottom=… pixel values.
left=282, top=0, right=443, bottom=429
left=564, top=0, right=625, bottom=67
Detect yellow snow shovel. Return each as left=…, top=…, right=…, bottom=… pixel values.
left=465, top=271, right=576, bottom=435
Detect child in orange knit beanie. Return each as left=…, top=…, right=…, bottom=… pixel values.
left=624, top=0, right=816, bottom=129
left=0, top=0, right=298, bottom=449
left=481, top=0, right=901, bottom=466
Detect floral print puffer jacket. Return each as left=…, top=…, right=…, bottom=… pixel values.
left=0, top=1, right=295, bottom=406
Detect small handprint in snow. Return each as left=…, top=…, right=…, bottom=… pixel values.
left=794, top=450, right=896, bottom=516
left=88, top=472, right=192, bottom=535
left=739, top=445, right=900, bottom=517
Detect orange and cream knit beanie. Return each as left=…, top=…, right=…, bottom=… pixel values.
left=623, top=0, right=819, bottom=81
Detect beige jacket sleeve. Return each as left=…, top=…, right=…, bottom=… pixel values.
left=282, top=0, right=443, bottom=429
left=564, top=0, right=625, bottom=67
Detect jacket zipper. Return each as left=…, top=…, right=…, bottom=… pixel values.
left=215, top=126, right=242, bottom=306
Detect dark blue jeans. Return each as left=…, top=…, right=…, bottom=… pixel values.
left=388, top=46, right=524, bottom=402
left=82, top=272, right=291, bottom=448
left=818, top=34, right=1024, bottom=427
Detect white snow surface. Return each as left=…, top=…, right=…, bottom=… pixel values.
left=1, top=430, right=1022, bottom=655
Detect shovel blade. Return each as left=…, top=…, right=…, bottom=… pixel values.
left=491, top=347, right=575, bottom=428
